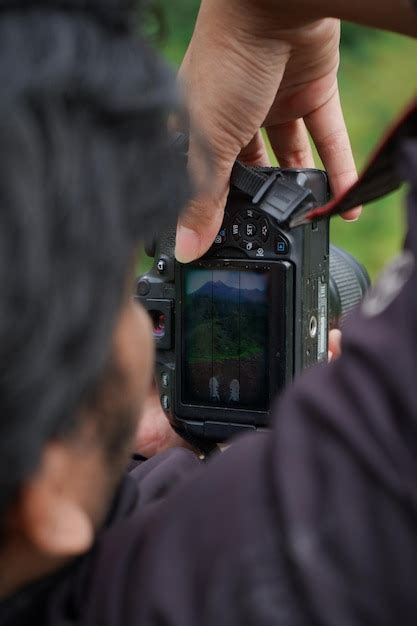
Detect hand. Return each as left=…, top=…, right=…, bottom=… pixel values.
left=175, top=0, right=360, bottom=263
left=328, top=328, right=342, bottom=361
left=136, top=330, right=343, bottom=456
left=134, top=384, right=192, bottom=458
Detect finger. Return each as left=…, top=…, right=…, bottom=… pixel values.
left=175, top=132, right=270, bottom=264
left=328, top=328, right=342, bottom=361
left=238, top=131, right=271, bottom=167
left=175, top=135, right=232, bottom=264
left=175, top=190, right=227, bottom=264
left=304, top=89, right=361, bottom=220
left=266, top=118, right=315, bottom=169
left=135, top=386, right=192, bottom=457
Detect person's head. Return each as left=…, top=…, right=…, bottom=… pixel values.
left=0, top=0, right=187, bottom=587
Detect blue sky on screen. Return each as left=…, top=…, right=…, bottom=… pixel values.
left=185, top=268, right=268, bottom=295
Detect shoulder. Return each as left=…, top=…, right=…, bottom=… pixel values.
left=80, top=435, right=303, bottom=626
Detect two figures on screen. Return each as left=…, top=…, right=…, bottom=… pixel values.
left=209, top=376, right=240, bottom=403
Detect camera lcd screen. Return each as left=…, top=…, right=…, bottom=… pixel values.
left=182, top=267, right=269, bottom=410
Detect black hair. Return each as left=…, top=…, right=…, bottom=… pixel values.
left=0, top=1, right=188, bottom=521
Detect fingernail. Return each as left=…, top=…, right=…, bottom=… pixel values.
left=342, top=206, right=362, bottom=222
left=175, top=225, right=201, bottom=263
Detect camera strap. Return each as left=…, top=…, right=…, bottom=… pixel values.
left=290, top=100, right=417, bottom=227
left=231, top=160, right=317, bottom=224
left=230, top=161, right=282, bottom=200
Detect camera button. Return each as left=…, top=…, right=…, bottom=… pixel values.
left=214, top=227, right=227, bottom=245
left=242, top=239, right=254, bottom=251
left=275, top=235, right=289, bottom=255
left=137, top=278, right=150, bottom=296
left=161, top=372, right=170, bottom=388
left=157, top=258, right=167, bottom=273
left=232, top=219, right=242, bottom=240
left=260, top=219, right=269, bottom=242
left=244, top=208, right=261, bottom=220
left=161, top=394, right=170, bottom=411
left=244, top=221, right=257, bottom=238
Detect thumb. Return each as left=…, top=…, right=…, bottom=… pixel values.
left=174, top=130, right=271, bottom=264
left=175, top=191, right=227, bottom=264
left=175, top=133, right=233, bottom=264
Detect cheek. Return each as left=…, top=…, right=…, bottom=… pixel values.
left=134, top=304, right=154, bottom=391
left=114, top=302, right=155, bottom=420
left=127, top=304, right=155, bottom=403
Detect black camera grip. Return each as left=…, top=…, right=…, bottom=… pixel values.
left=155, top=225, right=176, bottom=259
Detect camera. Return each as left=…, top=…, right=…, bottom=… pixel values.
left=136, top=163, right=369, bottom=444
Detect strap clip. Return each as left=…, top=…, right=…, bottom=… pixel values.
left=252, top=171, right=280, bottom=204
left=261, top=180, right=315, bottom=225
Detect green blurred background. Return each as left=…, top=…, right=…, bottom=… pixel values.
left=153, top=2, right=417, bottom=279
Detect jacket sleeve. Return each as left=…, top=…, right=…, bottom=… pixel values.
left=272, top=145, right=417, bottom=626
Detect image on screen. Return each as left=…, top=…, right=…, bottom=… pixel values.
left=182, top=268, right=269, bottom=410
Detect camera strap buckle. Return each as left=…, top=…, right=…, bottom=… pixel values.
left=261, top=179, right=315, bottom=225
left=231, top=162, right=282, bottom=201
left=231, top=161, right=316, bottom=225
left=252, top=171, right=281, bottom=204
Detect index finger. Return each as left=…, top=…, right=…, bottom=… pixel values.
left=304, top=89, right=361, bottom=220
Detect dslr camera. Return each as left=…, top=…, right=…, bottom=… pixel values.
left=137, top=159, right=369, bottom=444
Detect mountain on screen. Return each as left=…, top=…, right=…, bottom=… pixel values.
left=194, top=280, right=265, bottom=303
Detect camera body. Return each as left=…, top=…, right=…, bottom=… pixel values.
left=137, top=166, right=333, bottom=443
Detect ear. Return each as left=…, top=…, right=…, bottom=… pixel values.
left=16, top=443, right=94, bottom=558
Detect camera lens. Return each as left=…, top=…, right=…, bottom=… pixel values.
left=149, top=310, right=166, bottom=338
left=329, top=245, right=370, bottom=328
